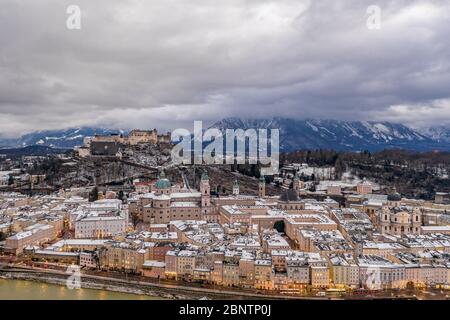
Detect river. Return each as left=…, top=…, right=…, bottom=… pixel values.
left=0, top=278, right=163, bottom=300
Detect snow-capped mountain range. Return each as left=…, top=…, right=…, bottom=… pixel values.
left=417, top=126, right=450, bottom=143
left=0, top=127, right=127, bottom=150
left=0, top=119, right=449, bottom=152
left=209, top=118, right=450, bottom=152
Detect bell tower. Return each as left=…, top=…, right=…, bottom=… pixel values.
left=293, top=172, right=303, bottom=195
left=412, top=207, right=422, bottom=234
left=200, top=170, right=210, bottom=207
left=380, top=206, right=391, bottom=234
left=258, top=175, right=266, bottom=198
left=233, top=179, right=240, bottom=196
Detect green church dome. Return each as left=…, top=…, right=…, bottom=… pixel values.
left=201, top=170, right=209, bottom=181
left=155, top=171, right=171, bottom=189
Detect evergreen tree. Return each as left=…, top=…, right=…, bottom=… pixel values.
left=89, top=187, right=99, bottom=202
left=8, top=175, right=14, bottom=186
left=273, top=221, right=285, bottom=233
left=118, top=190, right=125, bottom=202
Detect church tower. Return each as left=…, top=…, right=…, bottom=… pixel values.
left=380, top=206, right=391, bottom=234
left=293, top=172, right=302, bottom=195
left=232, top=179, right=240, bottom=196
left=154, top=170, right=171, bottom=195
left=258, top=175, right=266, bottom=198
left=412, top=207, right=422, bottom=234
left=200, top=170, right=210, bottom=207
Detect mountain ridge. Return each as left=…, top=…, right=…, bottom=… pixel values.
left=210, top=117, right=450, bottom=152
left=0, top=145, right=70, bottom=156
left=0, top=120, right=449, bottom=152
left=0, top=127, right=127, bottom=149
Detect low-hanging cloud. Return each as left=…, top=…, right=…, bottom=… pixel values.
left=1, top=0, right=450, bottom=137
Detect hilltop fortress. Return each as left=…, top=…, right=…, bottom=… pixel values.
left=76, top=129, right=171, bottom=157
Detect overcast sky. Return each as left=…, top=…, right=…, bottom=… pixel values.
left=1, top=0, right=449, bottom=137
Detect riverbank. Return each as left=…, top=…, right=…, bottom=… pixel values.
left=0, top=267, right=300, bottom=300
left=0, top=278, right=163, bottom=300
left=0, top=271, right=182, bottom=300
left=1, top=267, right=432, bottom=300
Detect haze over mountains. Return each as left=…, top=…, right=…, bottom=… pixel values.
left=0, top=128, right=126, bottom=150
left=211, top=118, right=450, bottom=152
left=0, top=118, right=449, bottom=152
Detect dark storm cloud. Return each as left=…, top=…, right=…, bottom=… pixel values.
left=0, top=0, right=449, bottom=137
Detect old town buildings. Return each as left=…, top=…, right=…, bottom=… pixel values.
left=1, top=171, right=450, bottom=292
